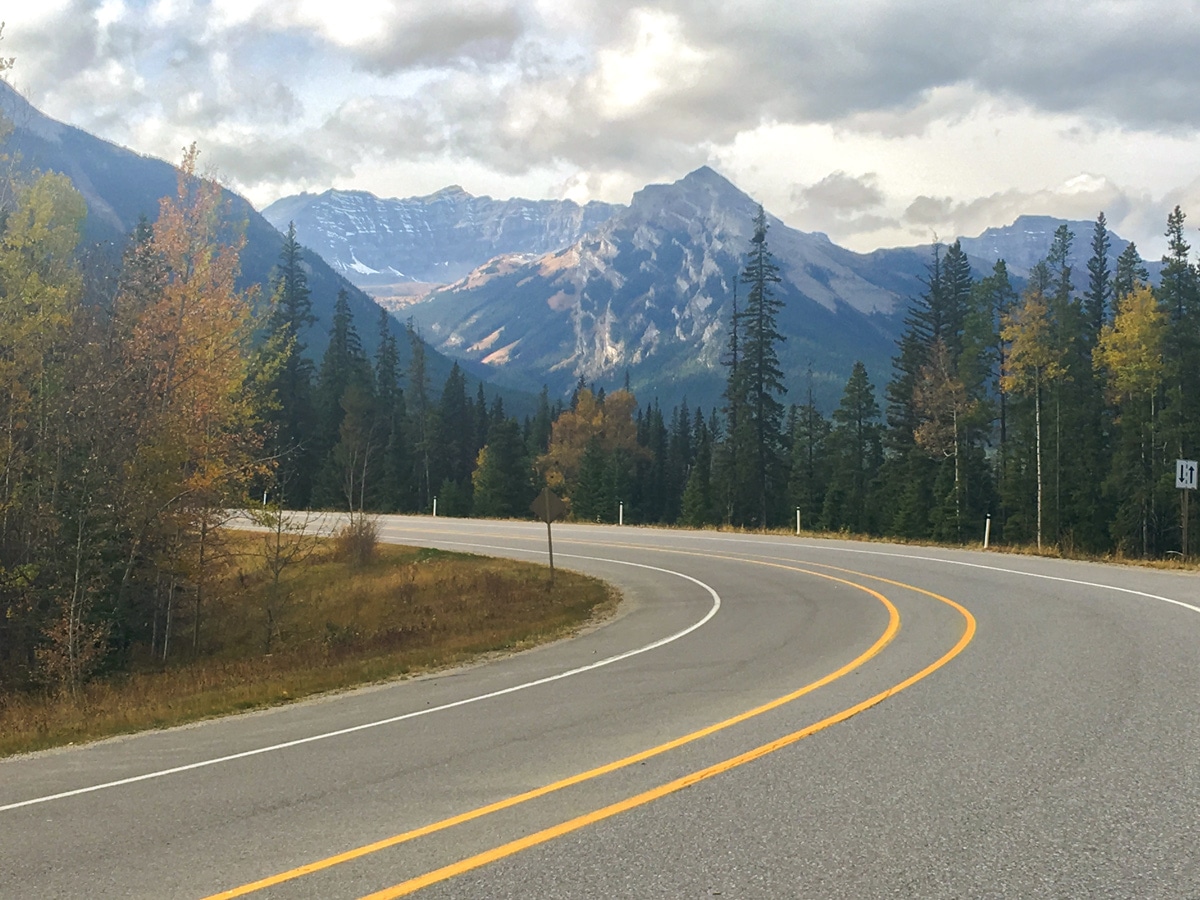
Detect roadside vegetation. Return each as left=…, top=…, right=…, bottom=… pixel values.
left=0, top=527, right=615, bottom=757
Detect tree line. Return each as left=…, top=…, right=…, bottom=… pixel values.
left=2, top=130, right=1197, bottom=696
left=484, top=204, right=1200, bottom=567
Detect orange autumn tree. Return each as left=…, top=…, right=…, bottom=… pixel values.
left=120, top=146, right=262, bottom=657
left=537, top=388, right=643, bottom=517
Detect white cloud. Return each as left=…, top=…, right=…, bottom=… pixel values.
left=1, top=0, right=1198, bottom=259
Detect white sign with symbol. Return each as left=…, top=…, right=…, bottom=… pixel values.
left=1177, top=459, right=1198, bottom=490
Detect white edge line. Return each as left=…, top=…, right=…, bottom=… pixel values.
left=674, top=532, right=1200, bottom=616
left=0, top=549, right=721, bottom=814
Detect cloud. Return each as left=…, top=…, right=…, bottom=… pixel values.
left=793, top=172, right=885, bottom=216
left=353, top=3, right=525, bottom=73
left=2, top=0, right=1199, bottom=262
left=904, top=196, right=953, bottom=226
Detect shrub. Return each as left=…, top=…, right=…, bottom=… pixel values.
left=334, top=514, right=379, bottom=567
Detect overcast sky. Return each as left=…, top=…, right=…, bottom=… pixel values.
left=4, top=0, right=1200, bottom=256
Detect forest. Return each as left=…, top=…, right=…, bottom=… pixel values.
left=0, top=129, right=1197, bottom=697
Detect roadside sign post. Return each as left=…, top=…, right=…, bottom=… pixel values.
left=1178, top=460, right=1198, bottom=559
left=1177, top=459, right=1197, bottom=560
left=530, top=487, right=567, bottom=585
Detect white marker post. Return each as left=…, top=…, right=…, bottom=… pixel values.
left=433, top=496, right=438, bottom=518
left=796, top=507, right=801, bottom=536
left=983, top=514, right=992, bottom=550
left=1177, top=459, right=1197, bottom=559
left=619, top=502, right=624, bottom=526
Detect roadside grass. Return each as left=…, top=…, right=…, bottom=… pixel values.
left=0, top=536, right=616, bottom=758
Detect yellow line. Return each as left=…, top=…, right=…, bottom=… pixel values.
left=201, top=562, right=899, bottom=900
left=363, top=582, right=976, bottom=899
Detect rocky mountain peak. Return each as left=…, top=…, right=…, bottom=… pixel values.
left=627, top=165, right=757, bottom=225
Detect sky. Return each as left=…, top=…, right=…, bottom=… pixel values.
left=4, top=0, right=1200, bottom=256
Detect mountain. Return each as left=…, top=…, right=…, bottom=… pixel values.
left=955, top=214, right=1160, bottom=281
left=0, top=79, right=534, bottom=413
left=404, top=167, right=929, bottom=411
left=262, top=187, right=620, bottom=289
left=256, top=169, right=1156, bottom=414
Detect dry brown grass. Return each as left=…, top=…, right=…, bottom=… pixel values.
left=0, top=538, right=616, bottom=757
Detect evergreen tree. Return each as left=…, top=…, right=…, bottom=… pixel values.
left=259, top=222, right=317, bottom=505
left=663, top=399, right=693, bottom=523
left=1084, top=212, right=1112, bottom=341
left=786, top=385, right=830, bottom=532
left=572, top=437, right=610, bottom=522
left=730, top=206, right=787, bottom=528
left=681, top=410, right=716, bottom=527
left=1157, top=206, right=1200, bottom=555
left=822, top=362, right=882, bottom=533
left=435, top=363, right=474, bottom=511
left=1113, top=242, right=1149, bottom=301
left=529, top=385, right=553, bottom=455
left=471, top=418, right=531, bottom=519
left=373, top=311, right=411, bottom=511
left=312, top=290, right=373, bottom=507
left=406, top=320, right=435, bottom=510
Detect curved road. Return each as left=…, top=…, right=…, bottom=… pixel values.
left=3, top=518, right=1200, bottom=898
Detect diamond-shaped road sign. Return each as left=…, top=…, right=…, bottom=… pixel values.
left=530, top=486, right=567, bottom=523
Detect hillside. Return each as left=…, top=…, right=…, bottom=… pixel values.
left=0, top=79, right=533, bottom=413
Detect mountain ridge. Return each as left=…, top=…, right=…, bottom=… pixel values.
left=0, top=79, right=537, bottom=415
left=262, top=185, right=621, bottom=287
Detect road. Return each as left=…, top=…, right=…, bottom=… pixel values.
left=3, top=517, right=1200, bottom=898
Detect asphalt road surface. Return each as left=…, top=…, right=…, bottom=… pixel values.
left=3, top=517, right=1200, bottom=898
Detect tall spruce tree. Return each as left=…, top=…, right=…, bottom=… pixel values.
left=312, top=290, right=373, bottom=507
left=259, top=222, right=317, bottom=505
left=730, top=206, right=786, bottom=528
left=1085, top=213, right=1112, bottom=341
left=1157, top=207, right=1200, bottom=555
left=822, top=362, right=882, bottom=533
left=1113, top=242, right=1149, bottom=301
left=786, top=382, right=830, bottom=532
left=472, top=418, right=531, bottom=519
left=405, top=320, right=435, bottom=510
left=373, top=309, right=413, bottom=511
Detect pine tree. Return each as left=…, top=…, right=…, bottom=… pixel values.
left=1157, top=206, right=1200, bottom=555
left=435, top=362, right=474, bottom=512
left=472, top=418, right=531, bottom=519
left=822, top=362, right=882, bottom=533
left=730, top=206, right=786, bottom=528
left=372, top=310, right=411, bottom=511
left=572, top=437, right=610, bottom=522
left=1084, top=213, right=1112, bottom=341
left=681, top=409, right=716, bottom=527
left=258, top=222, right=317, bottom=505
left=1113, top=242, right=1149, bottom=301
left=786, top=383, right=830, bottom=533
left=312, top=290, right=373, bottom=507
left=406, top=320, right=435, bottom=510
left=529, top=385, right=553, bottom=455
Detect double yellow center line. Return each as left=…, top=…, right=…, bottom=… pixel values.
left=205, top=543, right=974, bottom=899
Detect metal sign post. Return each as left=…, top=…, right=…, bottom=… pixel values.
left=1176, top=459, right=1197, bottom=560
left=530, top=487, right=568, bottom=584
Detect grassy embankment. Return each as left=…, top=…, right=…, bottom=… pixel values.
left=0, top=532, right=616, bottom=757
